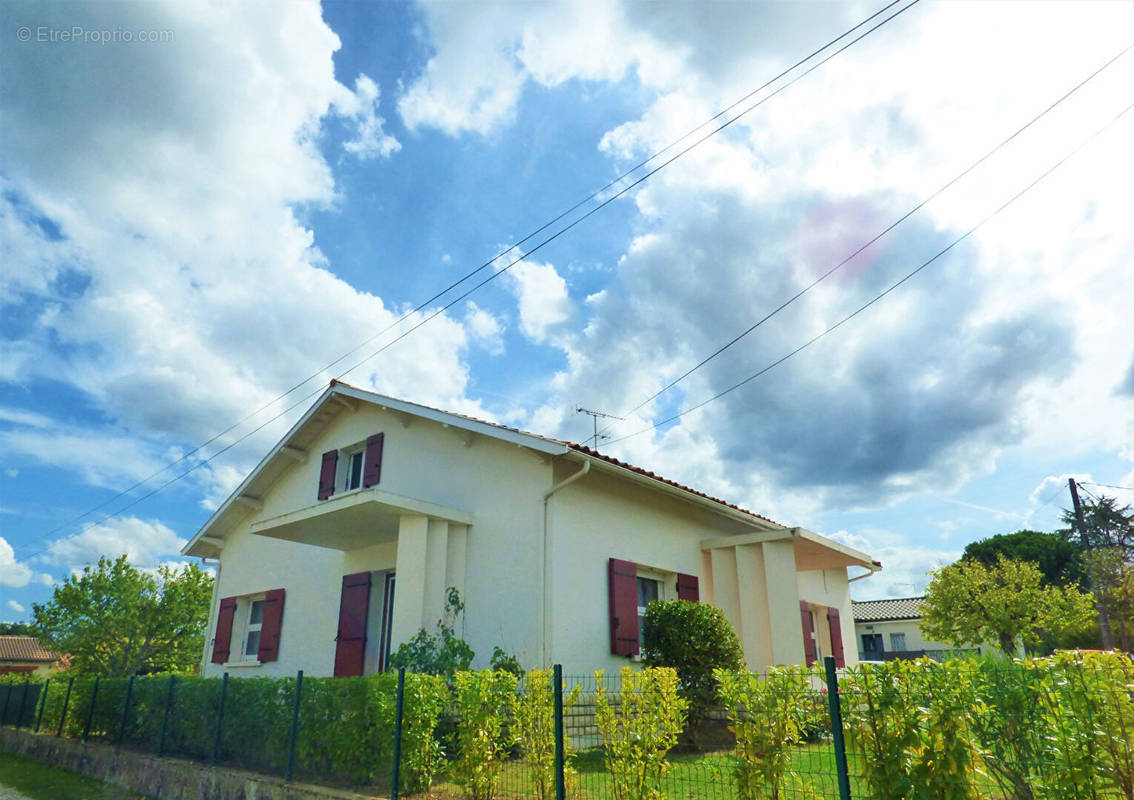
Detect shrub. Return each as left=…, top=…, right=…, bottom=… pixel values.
left=388, top=588, right=474, bottom=677
left=515, top=669, right=582, bottom=800
left=594, top=667, right=688, bottom=800
left=451, top=669, right=519, bottom=800
left=716, top=666, right=816, bottom=800
left=490, top=646, right=524, bottom=678
left=641, top=599, right=743, bottom=717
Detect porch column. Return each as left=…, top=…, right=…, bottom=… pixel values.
left=391, top=514, right=429, bottom=648
left=709, top=548, right=742, bottom=641
left=761, top=539, right=805, bottom=666
left=734, top=544, right=772, bottom=670
left=445, top=523, right=469, bottom=637
left=422, top=519, right=450, bottom=629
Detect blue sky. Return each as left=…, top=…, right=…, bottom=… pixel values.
left=2, top=0, right=1133, bottom=619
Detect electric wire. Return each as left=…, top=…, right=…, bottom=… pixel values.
left=1080, top=481, right=1134, bottom=493
left=602, top=103, right=1134, bottom=449
left=21, top=0, right=923, bottom=555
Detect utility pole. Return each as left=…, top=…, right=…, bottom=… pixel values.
left=576, top=406, right=623, bottom=450
left=1070, top=477, right=1115, bottom=650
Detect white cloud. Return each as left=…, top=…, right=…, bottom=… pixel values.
left=6, top=600, right=24, bottom=614
left=43, top=517, right=187, bottom=573
left=464, top=302, right=505, bottom=355
left=506, top=260, right=573, bottom=344
left=0, top=537, right=34, bottom=588
left=337, top=75, right=401, bottom=160
left=830, top=529, right=960, bottom=600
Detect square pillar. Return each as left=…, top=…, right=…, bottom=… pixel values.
left=735, top=544, right=772, bottom=670
left=446, top=523, right=469, bottom=637
left=709, top=548, right=742, bottom=641
left=391, top=514, right=428, bottom=648
left=761, top=539, right=805, bottom=666
left=422, top=519, right=450, bottom=629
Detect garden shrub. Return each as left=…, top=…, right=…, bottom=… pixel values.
left=451, top=669, right=519, bottom=800
left=515, top=668, right=582, bottom=800
left=388, top=587, right=474, bottom=677
left=969, top=656, right=1047, bottom=800
left=641, top=599, right=743, bottom=720
left=715, top=666, right=816, bottom=800
left=593, top=666, right=688, bottom=800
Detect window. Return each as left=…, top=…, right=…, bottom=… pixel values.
left=244, top=599, right=265, bottom=661
left=345, top=450, right=364, bottom=491
left=862, top=633, right=884, bottom=655
left=890, top=632, right=907, bottom=651
left=637, top=576, right=660, bottom=644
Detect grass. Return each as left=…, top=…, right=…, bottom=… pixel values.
left=0, top=753, right=146, bottom=800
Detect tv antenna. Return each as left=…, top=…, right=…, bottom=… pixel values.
left=576, top=406, right=624, bottom=450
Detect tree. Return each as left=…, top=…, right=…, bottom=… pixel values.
left=0, top=622, right=35, bottom=635
left=1085, top=547, right=1134, bottom=651
left=963, top=529, right=1085, bottom=587
left=920, top=555, right=1095, bottom=656
left=1061, top=495, right=1134, bottom=554
left=32, top=555, right=213, bottom=676
left=641, top=598, right=745, bottom=715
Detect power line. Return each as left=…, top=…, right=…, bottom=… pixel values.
left=601, top=43, right=1133, bottom=436
left=1080, top=481, right=1134, bottom=493
left=603, top=103, right=1134, bottom=448
left=21, top=0, right=922, bottom=555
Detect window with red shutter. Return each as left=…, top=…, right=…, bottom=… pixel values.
left=334, top=572, right=372, bottom=677
left=800, top=600, right=818, bottom=666
left=608, top=558, right=640, bottom=657
left=211, top=597, right=237, bottom=664
left=318, top=450, right=338, bottom=500
left=676, top=573, right=699, bottom=602
left=362, top=433, right=384, bottom=488
left=256, top=588, right=286, bottom=662
left=827, top=607, right=846, bottom=668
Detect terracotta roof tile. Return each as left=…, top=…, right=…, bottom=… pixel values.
left=852, top=596, right=925, bottom=622
left=0, top=636, right=58, bottom=663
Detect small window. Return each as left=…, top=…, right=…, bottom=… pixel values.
left=346, top=451, right=364, bottom=491
left=637, top=576, right=660, bottom=643
left=244, top=599, right=265, bottom=661
left=890, top=632, right=906, bottom=652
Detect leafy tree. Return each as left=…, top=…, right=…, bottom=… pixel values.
left=920, top=555, right=1095, bottom=656
left=1084, top=547, right=1134, bottom=651
left=641, top=598, right=744, bottom=716
left=31, top=554, right=213, bottom=676
left=0, top=622, right=35, bottom=635
left=963, top=529, right=1085, bottom=587
left=388, top=586, right=474, bottom=677
left=1061, top=495, right=1134, bottom=554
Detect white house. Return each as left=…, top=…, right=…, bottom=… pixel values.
left=852, top=597, right=980, bottom=660
left=183, top=381, right=882, bottom=678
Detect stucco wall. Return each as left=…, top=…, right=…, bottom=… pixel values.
left=853, top=618, right=958, bottom=656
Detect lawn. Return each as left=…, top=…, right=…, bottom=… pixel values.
left=0, top=753, right=146, bottom=800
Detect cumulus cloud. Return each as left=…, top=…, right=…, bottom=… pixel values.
left=831, top=529, right=960, bottom=600
left=42, top=517, right=187, bottom=573
left=0, top=537, right=50, bottom=588
left=6, top=600, right=25, bottom=614
left=464, top=302, right=505, bottom=355
left=337, top=75, right=401, bottom=160
left=506, top=260, right=573, bottom=344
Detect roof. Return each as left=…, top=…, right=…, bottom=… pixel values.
left=184, top=380, right=853, bottom=556
left=0, top=636, right=58, bottom=663
left=852, top=596, right=925, bottom=622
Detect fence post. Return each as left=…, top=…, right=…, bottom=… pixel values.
left=284, top=670, right=303, bottom=781
left=57, top=677, right=74, bottom=737
left=158, top=674, right=176, bottom=757
left=1, top=683, right=11, bottom=726
left=82, top=676, right=100, bottom=742
left=116, top=675, right=135, bottom=747
left=824, top=656, right=852, bottom=800
left=15, top=679, right=29, bottom=730
left=390, top=667, right=405, bottom=800
left=34, top=678, right=50, bottom=733
left=211, top=672, right=229, bottom=765
left=553, top=664, right=566, bottom=800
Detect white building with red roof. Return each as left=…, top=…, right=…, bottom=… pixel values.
left=184, top=381, right=881, bottom=677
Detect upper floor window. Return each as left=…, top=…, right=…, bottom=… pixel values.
left=345, top=450, right=364, bottom=491
left=243, top=599, right=265, bottom=661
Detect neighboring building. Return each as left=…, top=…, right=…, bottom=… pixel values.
left=852, top=597, right=979, bottom=660
left=0, top=636, right=59, bottom=676
left=184, top=381, right=881, bottom=678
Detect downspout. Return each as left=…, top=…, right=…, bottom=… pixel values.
left=541, top=459, right=590, bottom=666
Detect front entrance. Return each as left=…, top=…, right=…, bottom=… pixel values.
left=333, top=570, right=395, bottom=677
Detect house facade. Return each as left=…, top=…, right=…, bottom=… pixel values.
left=852, top=597, right=979, bottom=660
left=184, top=382, right=881, bottom=677
left=0, top=636, right=59, bottom=676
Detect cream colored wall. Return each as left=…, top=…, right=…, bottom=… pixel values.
left=204, top=403, right=552, bottom=677
left=853, top=618, right=959, bottom=656
left=797, top=569, right=857, bottom=666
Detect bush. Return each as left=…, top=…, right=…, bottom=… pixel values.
left=451, top=669, right=519, bottom=800
left=641, top=599, right=744, bottom=717
left=594, top=667, right=688, bottom=800
left=515, top=669, right=581, bottom=800
left=388, top=587, right=474, bottom=677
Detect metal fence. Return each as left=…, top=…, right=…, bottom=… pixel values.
left=2, top=653, right=1132, bottom=800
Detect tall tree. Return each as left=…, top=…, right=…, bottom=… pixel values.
left=920, top=555, right=1095, bottom=656
left=963, top=529, right=1085, bottom=587
left=1061, top=495, right=1134, bottom=555
left=0, top=622, right=35, bottom=635
left=32, top=555, right=213, bottom=676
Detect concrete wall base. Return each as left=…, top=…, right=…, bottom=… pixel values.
left=0, top=728, right=381, bottom=800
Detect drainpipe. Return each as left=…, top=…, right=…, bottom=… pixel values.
left=541, top=459, right=590, bottom=666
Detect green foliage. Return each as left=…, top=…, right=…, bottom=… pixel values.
left=489, top=646, right=524, bottom=678
left=1085, top=546, right=1134, bottom=651
left=640, top=599, right=744, bottom=715
left=963, top=530, right=1085, bottom=587
left=451, top=669, right=519, bottom=800
left=1061, top=494, right=1134, bottom=554
left=920, top=555, right=1096, bottom=655
left=840, top=658, right=986, bottom=800
left=716, top=666, right=818, bottom=800
left=515, top=669, right=581, bottom=800
left=593, top=667, right=689, bottom=800
left=0, top=622, right=34, bottom=635
left=388, top=587, right=475, bottom=677
left=31, top=555, right=213, bottom=677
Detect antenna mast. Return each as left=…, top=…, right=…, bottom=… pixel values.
left=576, top=406, right=624, bottom=450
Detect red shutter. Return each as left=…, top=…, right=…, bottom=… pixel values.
left=211, top=597, right=237, bottom=664
left=827, top=607, right=846, bottom=668
left=676, top=573, right=700, bottom=602
left=800, top=601, right=818, bottom=666
left=334, top=572, right=372, bottom=677
left=318, top=450, right=338, bottom=500
left=257, top=588, right=286, bottom=662
left=608, top=558, right=639, bottom=657
left=362, top=433, right=384, bottom=488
